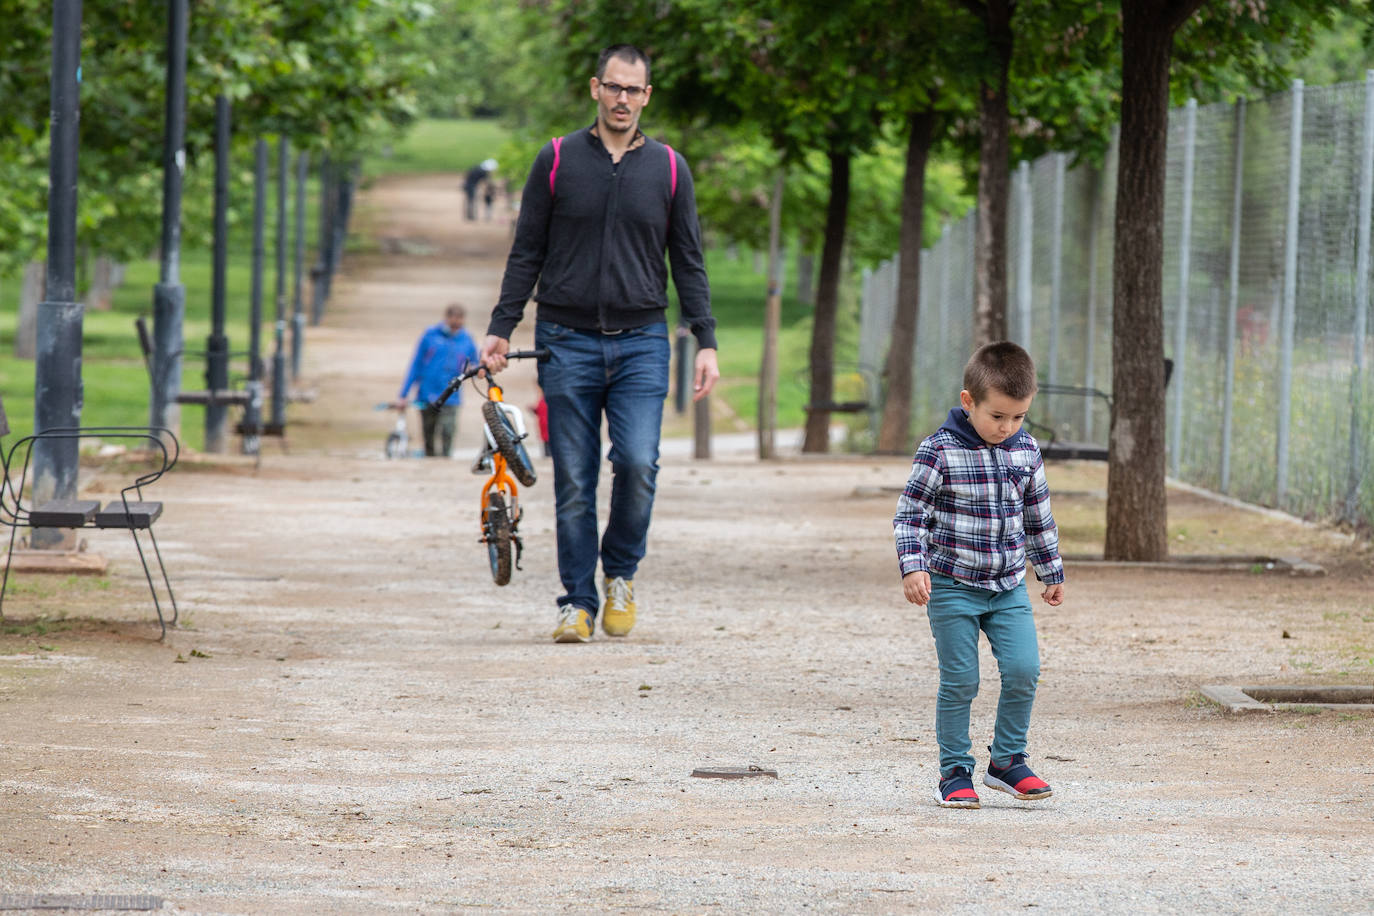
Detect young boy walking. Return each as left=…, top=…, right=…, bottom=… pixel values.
left=893, top=341, right=1065, bottom=809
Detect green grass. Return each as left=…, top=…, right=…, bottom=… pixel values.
left=678, top=247, right=869, bottom=433
left=1, top=188, right=325, bottom=452
left=1, top=115, right=873, bottom=454
left=365, top=118, right=510, bottom=178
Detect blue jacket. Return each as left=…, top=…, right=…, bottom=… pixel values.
left=399, top=324, right=478, bottom=407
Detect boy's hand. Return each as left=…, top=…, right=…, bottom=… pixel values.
left=1041, top=583, right=1064, bottom=606
left=902, top=571, right=931, bottom=606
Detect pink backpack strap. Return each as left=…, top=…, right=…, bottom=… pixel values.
left=665, top=143, right=678, bottom=197
left=548, top=136, right=563, bottom=195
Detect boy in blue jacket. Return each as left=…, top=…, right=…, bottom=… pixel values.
left=392, top=304, right=478, bottom=457
left=894, top=341, right=1065, bottom=809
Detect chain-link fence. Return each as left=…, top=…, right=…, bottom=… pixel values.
left=860, top=75, right=1374, bottom=530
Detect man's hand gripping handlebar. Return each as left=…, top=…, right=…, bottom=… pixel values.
left=429, top=347, right=550, bottom=412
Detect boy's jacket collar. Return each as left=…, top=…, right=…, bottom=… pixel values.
left=939, top=407, right=1030, bottom=450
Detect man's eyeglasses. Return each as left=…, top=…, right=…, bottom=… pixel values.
left=599, top=81, right=645, bottom=99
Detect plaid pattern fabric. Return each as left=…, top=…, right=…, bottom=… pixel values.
left=894, top=410, right=1064, bottom=592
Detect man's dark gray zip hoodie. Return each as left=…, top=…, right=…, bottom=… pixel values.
left=487, top=125, right=717, bottom=350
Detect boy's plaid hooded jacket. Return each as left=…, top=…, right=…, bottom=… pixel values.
left=894, top=407, right=1064, bottom=593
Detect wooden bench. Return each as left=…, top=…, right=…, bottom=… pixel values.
left=799, top=365, right=879, bottom=422
left=1, top=427, right=180, bottom=638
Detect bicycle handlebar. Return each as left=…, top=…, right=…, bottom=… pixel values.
left=429, top=348, right=551, bottom=409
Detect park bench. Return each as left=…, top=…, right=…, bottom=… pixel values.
left=134, top=315, right=253, bottom=412
left=1031, top=359, right=1173, bottom=462
left=800, top=364, right=880, bottom=428
left=135, top=316, right=314, bottom=443
left=0, top=426, right=180, bottom=638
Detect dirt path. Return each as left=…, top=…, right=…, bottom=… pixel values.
left=2, top=174, right=1373, bottom=914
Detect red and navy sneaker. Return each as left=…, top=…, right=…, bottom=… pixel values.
left=983, top=750, right=1053, bottom=801
left=934, top=766, right=981, bottom=809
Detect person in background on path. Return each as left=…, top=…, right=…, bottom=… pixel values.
left=463, top=159, right=497, bottom=221
left=391, top=303, right=478, bottom=458
left=893, top=341, right=1064, bottom=810
left=480, top=43, right=719, bottom=644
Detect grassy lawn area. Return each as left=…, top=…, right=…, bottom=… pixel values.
left=670, top=246, right=868, bottom=439
left=365, top=118, right=510, bottom=178
left=1, top=184, right=327, bottom=452
left=2, top=118, right=871, bottom=453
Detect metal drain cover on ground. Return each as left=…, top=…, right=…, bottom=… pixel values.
left=0, top=894, right=163, bottom=911
left=691, top=766, right=778, bottom=779
left=1201, top=684, right=1374, bottom=713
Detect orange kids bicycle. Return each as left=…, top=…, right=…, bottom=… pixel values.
left=429, top=348, right=549, bottom=585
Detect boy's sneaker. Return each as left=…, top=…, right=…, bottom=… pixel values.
left=552, top=605, right=593, bottom=643
left=983, top=750, right=1053, bottom=800
left=601, top=576, right=636, bottom=637
left=934, top=766, right=981, bottom=809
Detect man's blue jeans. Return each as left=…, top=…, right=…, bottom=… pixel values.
left=925, top=574, right=1041, bottom=775
left=535, top=320, right=669, bottom=615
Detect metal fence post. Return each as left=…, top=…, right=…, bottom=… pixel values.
left=150, top=0, right=187, bottom=441
left=1084, top=164, right=1104, bottom=439
left=1048, top=153, right=1066, bottom=388
left=291, top=150, right=307, bottom=380
left=1221, top=99, right=1246, bottom=494
left=310, top=158, right=331, bottom=326
left=1170, top=99, right=1198, bottom=478
left=1016, top=161, right=1033, bottom=348
left=241, top=137, right=267, bottom=457
left=1277, top=81, right=1304, bottom=505
left=271, top=137, right=288, bottom=431
left=31, top=0, right=83, bottom=549
left=1348, top=71, right=1374, bottom=521
left=936, top=222, right=951, bottom=358
left=204, top=95, right=232, bottom=454
left=919, top=248, right=931, bottom=418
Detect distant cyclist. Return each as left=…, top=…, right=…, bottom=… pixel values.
left=480, top=43, right=719, bottom=643
left=391, top=303, right=478, bottom=458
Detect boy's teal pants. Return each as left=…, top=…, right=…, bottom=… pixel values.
left=926, top=574, right=1041, bottom=775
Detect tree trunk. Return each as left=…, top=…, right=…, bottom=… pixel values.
left=86, top=254, right=115, bottom=311
left=972, top=0, right=1013, bottom=346
left=1105, top=0, right=1204, bottom=561
left=759, top=170, right=785, bottom=459
left=803, top=146, right=851, bottom=453
left=15, top=260, right=45, bottom=359
left=877, top=107, right=937, bottom=454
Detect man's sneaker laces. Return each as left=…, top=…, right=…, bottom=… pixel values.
left=552, top=604, right=592, bottom=643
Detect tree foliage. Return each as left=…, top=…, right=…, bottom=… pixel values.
left=0, top=0, right=434, bottom=277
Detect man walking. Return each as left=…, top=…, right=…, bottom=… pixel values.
left=392, top=303, right=479, bottom=457
left=480, top=44, right=719, bottom=643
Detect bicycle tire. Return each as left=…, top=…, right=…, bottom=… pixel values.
left=384, top=432, right=404, bottom=459
left=485, top=491, right=512, bottom=586
left=482, top=400, right=537, bottom=487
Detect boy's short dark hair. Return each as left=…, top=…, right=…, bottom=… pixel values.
left=597, top=44, right=651, bottom=84
left=963, top=342, right=1038, bottom=402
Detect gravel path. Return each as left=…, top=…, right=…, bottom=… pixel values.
left=1, top=174, right=1371, bottom=915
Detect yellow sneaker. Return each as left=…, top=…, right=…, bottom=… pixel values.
left=552, top=605, right=593, bottom=643
left=601, top=576, right=636, bottom=637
